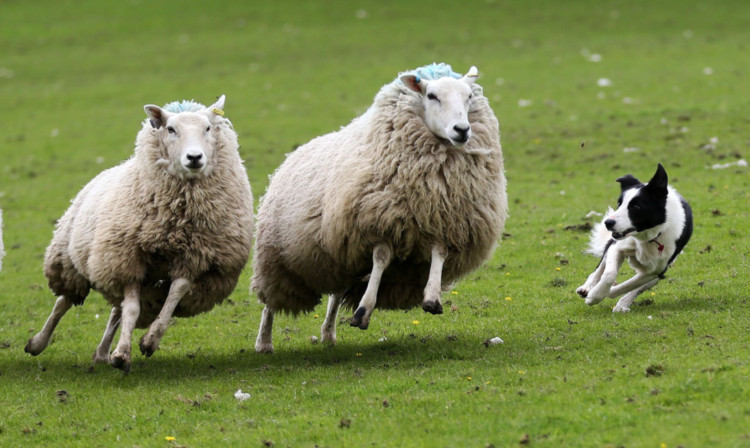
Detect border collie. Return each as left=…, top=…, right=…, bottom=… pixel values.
left=576, top=163, right=693, bottom=312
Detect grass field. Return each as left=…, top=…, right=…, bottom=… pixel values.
left=1, top=0, right=749, bottom=446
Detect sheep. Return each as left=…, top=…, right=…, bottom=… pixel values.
left=251, top=63, right=507, bottom=353
left=25, top=95, right=254, bottom=372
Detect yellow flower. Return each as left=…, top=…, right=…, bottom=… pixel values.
left=467, top=376, right=472, bottom=381
left=556, top=267, right=561, bottom=271
left=314, top=314, right=319, bottom=319
left=165, top=436, right=176, bottom=441
left=356, top=353, right=363, bottom=357
left=651, top=292, right=656, bottom=297
left=505, top=272, right=510, bottom=276
left=412, top=320, right=420, bottom=325
left=505, top=297, right=512, bottom=301
left=660, top=444, right=667, bottom=448
left=451, top=291, right=459, bottom=295
left=519, top=370, right=525, bottom=375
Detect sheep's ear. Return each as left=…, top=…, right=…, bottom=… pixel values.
left=461, top=66, right=479, bottom=86
left=400, top=74, right=427, bottom=94
left=206, top=94, right=226, bottom=121
left=144, top=105, right=170, bottom=129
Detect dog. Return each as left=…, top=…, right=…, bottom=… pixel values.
left=576, top=163, right=693, bottom=312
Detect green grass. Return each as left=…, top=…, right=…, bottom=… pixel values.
left=1, top=0, right=749, bottom=446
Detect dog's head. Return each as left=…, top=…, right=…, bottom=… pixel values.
left=604, top=163, right=669, bottom=240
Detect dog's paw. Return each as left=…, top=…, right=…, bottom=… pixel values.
left=612, top=304, right=631, bottom=313
left=576, top=286, right=589, bottom=298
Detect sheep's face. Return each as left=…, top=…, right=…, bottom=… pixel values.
left=401, top=66, right=478, bottom=148
left=144, top=95, right=226, bottom=180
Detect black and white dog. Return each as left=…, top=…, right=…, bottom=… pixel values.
left=576, top=163, right=693, bottom=312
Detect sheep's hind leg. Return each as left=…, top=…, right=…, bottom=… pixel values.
left=93, top=306, right=121, bottom=364
left=422, top=245, right=447, bottom=315
left=25, top=295, right=74, bottom=355
left=321, top=294, right=341, bottom=345
left=139, top=278, right=191, bottom=357
left=255, top=306, right=275, bottom=353
left=111, top=283, right=141, bottom=373
left=350, top=244, right=391, bottom=330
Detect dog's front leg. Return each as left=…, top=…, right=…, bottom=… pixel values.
left=585, top=248, right=625, bottom=305
left=577, top=257, right=608, bottom=299
left=610, top=275, right=659, bottom=312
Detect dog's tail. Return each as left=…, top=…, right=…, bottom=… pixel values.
left=586, top=207, right=614, bottom=257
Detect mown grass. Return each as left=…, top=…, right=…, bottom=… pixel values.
left=1, top=0, right=749, bottom=447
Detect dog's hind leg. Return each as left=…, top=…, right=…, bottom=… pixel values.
left=612, top=277, right=659, bottom=313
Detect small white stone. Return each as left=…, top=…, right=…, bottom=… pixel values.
left=234, top=389, right=251, bottom=401
left=489, top=337, right=504, bottom=345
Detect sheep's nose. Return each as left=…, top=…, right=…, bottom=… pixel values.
left=187, top=153, right=203, bottom=163
left=604, top=219, right=616, bottom=230
left=453, top=125, right=470, bottom=143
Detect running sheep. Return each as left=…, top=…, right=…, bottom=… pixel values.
left=25, top=96, right=254, bottom=372
left=252, top=63, right=508, bottom=353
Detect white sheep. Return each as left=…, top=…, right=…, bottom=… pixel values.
left=25, top=95, right=254, bottom=372
left=251, top=63, right=507, bottom=353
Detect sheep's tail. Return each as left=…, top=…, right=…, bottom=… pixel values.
left=586, top=207, right=614, bottom=257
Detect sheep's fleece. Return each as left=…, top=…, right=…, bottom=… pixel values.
left=35, top=96, right=253, bottom=352
left=252, top=64, right=507, bottom=315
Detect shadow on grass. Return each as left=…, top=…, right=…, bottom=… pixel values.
left=6, top=329, right=515, bottom=382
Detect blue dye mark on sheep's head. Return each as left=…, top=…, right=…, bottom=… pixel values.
left=402, top=63, right=462, bottom=82
left=162, top=100, right=206, bottom=113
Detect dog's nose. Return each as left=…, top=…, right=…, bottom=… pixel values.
left=604, top=219, right=616, bottom=230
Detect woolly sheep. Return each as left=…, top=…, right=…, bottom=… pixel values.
left=252, top=63, right=507, bottom=353
left=25, top=95, right=254, bottom=372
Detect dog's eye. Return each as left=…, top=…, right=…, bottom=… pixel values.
left=167, top=126, right=176, bottom=134
left=632, top=205, right=640, bottom=210
left=427, top=93, right=438, bottom=101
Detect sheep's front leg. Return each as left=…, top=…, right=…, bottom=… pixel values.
left=350, top=244, right=391, bottom=330
left=139, top=278, right=192, bottom=357
left=585, top=248, right=625, bottom=306
left=422, top=245, right=448, bottom=315
left=255, top=306, right=275, bottom=353
left=111, top=283, right=141, bottom=373
left=321, top=294, right=341, bottom=345
left=25, top=295, right=74, bottom=355
left=92, top=306, right=121, bottom=364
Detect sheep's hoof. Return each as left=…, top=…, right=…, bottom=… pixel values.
left=350, top=307, right=370, bottom=330
left=92, top=351, right=110, bottom=364
left=422, top=300, right=443, bottom=315
left=139, top=335, right=158, bottom=358
left=24, top=338, right=45, bottom=356
left=255, top=342, right=275, bottom=354
left=110, top=352, right=131, bottom=374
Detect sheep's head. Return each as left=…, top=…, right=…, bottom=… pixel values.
left=401, top=66, right=478, bottom=148
left=143, top=95, right=226, bottom=180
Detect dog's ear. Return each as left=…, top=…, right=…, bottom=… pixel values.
left=645, top=163, right=669, bottom=193
left=616, top=174, right=642, bottom=192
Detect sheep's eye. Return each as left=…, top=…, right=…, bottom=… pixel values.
left=167, top=126, right=176, bottom=134
left=427, top=93, right=438, bottom=101
left=206, top=125, right=211, bottom=132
